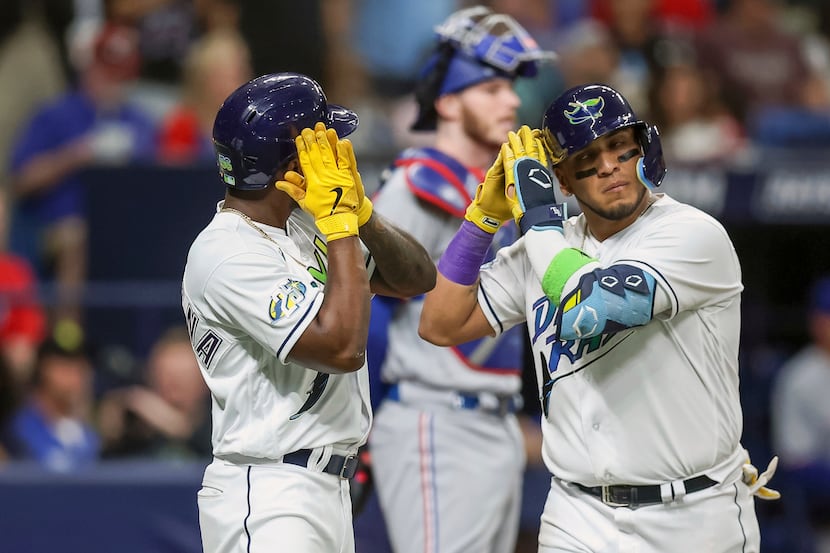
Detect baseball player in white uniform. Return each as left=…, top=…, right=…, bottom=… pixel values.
left=181, top=73, right=435, bottom=553
left=419, top=83, right=779, bottom=553
left=366, top=7, right=553, bottom=553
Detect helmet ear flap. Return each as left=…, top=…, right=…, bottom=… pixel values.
left=637, top=124, right=666, bottom=188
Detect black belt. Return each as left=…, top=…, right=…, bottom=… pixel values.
left=283, top=450, right=358, bottom=479
left=574, top=475, right=717, bottom=508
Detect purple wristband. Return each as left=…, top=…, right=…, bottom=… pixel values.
left=438, top=220, right=494, bottom=285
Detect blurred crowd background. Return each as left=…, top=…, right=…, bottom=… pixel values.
left=1, top=0, right=830, bottom=552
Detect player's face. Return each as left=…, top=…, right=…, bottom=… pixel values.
left=555, top=127, right=649, bottom=222
left=457, top=78, right=520, bottom=148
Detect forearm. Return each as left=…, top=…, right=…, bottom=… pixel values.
left=360, top=211, right=436, bottom=298
left=310, top=237, right=371, bottom=371
left=418, top=220, right=496, bottom=344
left=418, top=273, right=492, bottom=345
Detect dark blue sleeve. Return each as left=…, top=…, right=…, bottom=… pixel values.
left=366, top=295, right=400, bottom=411
left=10, top=109, right=66, bottom=172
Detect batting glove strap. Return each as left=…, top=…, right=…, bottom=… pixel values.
left=464, top=204, right=504, bottom=233
left=316, top=212, right=360, bottom=241
left=519, top=203, right=566, bottom=234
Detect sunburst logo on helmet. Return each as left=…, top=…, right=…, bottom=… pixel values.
left=564, top=97, right=605, bottom=125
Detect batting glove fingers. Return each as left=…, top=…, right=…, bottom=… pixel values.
left=275, top=170, right=307, bottom=210
left=291, top=124, right=360, bottom=241
left=742, top=455, right=781, bottom=500
left=341, top=136, right=373, bottom=226
left=464, top=149, right=512, bottom=233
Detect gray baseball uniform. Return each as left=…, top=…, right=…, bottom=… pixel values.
left=368, top=148, right=526, bottom=553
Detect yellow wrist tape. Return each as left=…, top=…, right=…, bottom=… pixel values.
left=316, top=212, right=360, bottom=241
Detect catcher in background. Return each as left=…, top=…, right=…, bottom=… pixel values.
left=181, top=72, right=434, bottom=553
left=366, top=6, right=554, bottom=553
left=419, top=83, right=779, bottom=553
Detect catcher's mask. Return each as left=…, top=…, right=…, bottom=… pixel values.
left=542, top=83, right=666, bottom=189
left=212, top=72, right=359, bottom=190
left=411, top=5, right=555, bottom=131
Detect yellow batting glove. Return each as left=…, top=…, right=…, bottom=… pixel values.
left=464, top=149, right=512, bottom=233
left=501, top=125, right=563, bottom=235
left=341, top=136, right=373, bottom=226
left=322, top=124, right=372, bottom=226
left=742, top=455, right=781, bottom=500
left=275, top=170, right=307, bottom=210
left=504, top=125, right=551, bottom=221
left=292, top=125, right=360, bottom=241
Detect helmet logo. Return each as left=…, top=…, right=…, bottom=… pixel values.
left=217, top=153, right=236, bottom=186
left=564, top=97, right=605, bottom=125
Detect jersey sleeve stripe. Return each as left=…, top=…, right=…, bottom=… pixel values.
left=478, top=281, right=504, bottom=335
left=276, top=293, right=325, bottom=362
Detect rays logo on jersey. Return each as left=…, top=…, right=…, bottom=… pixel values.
left=564, top=97, right=605, bottom=125
left=269, top=279, right=307, bottom=322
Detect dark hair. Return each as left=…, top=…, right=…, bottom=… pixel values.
left=31, top=337, right=91, bottom=386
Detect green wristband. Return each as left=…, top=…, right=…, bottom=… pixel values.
left=542, top=248, right=596, bottom=304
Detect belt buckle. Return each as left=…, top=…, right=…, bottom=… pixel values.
left=340, top=454, right=358, bottom=479
left=601, top=486, right=631, bottom=508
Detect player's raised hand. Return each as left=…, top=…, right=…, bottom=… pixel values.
left=502, top=125, right=564, bottom=234
left=276, top=123, right=360, bottom=241
left=464, top=149, right=513, bottom=233
left=319, top=123, right=372, bottom=226
left=339, top=134, right=373, bottom=227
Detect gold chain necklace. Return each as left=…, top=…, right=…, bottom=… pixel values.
left=220, top=206, right=282, bottom=247
left=220, top=206, right=317, bottom=268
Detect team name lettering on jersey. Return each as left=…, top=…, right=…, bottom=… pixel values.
left=196, top=331, right=223, bottom=367
left=530, top=295, right=624, bottom=413
left=184, top=301, right=224, bottom=370
left=185, top=303, right=199, bottom=340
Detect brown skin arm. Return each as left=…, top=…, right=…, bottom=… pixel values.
left=289, top=235, right=371, bottom=374
left=360, top=211, right=437, bottom=298
left=418, top=272, right=495, bottom=346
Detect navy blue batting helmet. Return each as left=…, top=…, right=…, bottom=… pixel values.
left=542, top=83, right=666, bottom=188
left=213, top=72, right=359, bottom=190
left=411, top=6, right=555, bottom=131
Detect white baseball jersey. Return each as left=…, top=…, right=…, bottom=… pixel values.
left=181, top=201, right=372, bottom=460
left=477, top=193, right=747, bottom=486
